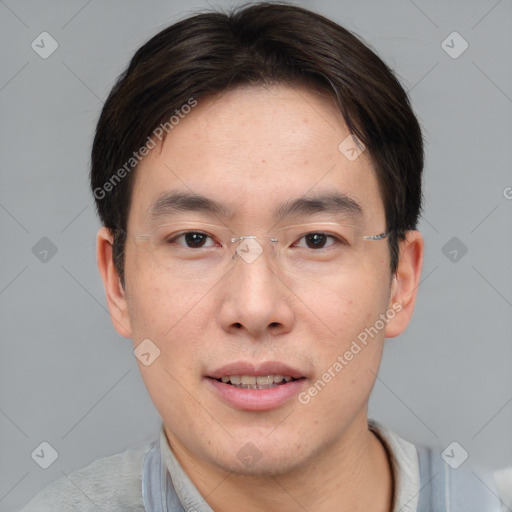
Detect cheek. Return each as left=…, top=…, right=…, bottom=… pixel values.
left=300, top=273, right=387, bottom=339
left=126, top=261, right=213, bottom=338
left=129, top=276, right=210, bottom=423
left=299, top=274, right=389, bottom=395
left=125, top=270, right=215, bottom=415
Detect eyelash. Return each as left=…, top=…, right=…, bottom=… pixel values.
left=167, top=232, right=217, bottom=248
left=165, top=231, right=346, bottom=249
left=295, top=232, right=346, bottom=249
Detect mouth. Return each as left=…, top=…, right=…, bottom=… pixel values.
left=205, top=361, right=308, bottom=411
left=212, top=374, right=304, bottom=389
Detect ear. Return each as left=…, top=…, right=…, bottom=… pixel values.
left=96, top=227, right=132, bottom=338
left=385, top=230, right=424, bottom=338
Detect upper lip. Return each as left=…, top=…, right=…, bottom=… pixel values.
left=207, top=361, right=306, bottom=380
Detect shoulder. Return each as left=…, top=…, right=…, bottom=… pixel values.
left=406, top=437, right=510, bottom=511
left=491, top=466, right=512, bottom=512
left=369, top=418, right=422, bottom=512
left=21, top=440, right=154, bottom=512
left=369, top=419, right=512, bottom=511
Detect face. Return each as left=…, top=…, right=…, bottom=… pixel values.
left=102, top=84, right=415, bottom=476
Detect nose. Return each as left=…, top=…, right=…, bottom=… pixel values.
left=217, top=242, right=295, bottom=339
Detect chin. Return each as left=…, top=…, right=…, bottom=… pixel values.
left=212, top=450, right=310, bottom=478
left=201, top=431, right=317, bottom=477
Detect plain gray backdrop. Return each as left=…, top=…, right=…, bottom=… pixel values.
left=1, top=0, right=511, bottom=510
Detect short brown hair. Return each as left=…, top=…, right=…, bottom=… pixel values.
left=91, top=1, right=424, bottom=285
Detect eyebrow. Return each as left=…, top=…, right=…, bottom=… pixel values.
left=149, top=191, right=235, bottom=221
left=148, top=191, right=364, bottom=223
left=274, top=192, right=364, bottom=222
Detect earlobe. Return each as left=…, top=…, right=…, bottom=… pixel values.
left=384, top=230, right=424, bottom=339
left=96, top=227, right=132, bottom=338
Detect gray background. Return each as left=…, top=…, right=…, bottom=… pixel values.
left=1, top=0, right=511, bottom=509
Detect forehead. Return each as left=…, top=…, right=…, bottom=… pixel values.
left=129, top=84, right=385, bottom=228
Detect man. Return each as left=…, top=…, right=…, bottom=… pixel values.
left=22, top=2, right=510, bottom=511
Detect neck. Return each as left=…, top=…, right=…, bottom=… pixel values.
left=165, top=415, right=394, bottom=512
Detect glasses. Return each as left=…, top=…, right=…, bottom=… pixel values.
left=133, top=221, right=388, bottom=280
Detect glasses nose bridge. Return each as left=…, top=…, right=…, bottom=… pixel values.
left=229, top=234, right=280, bottom=266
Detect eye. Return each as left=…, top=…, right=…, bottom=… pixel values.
left=294, top=232, right=341, bottom=249
left=166, top=231, right=216, bottom=249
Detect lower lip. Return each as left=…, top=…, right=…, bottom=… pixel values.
left=206, top=378, right=307, bottom=411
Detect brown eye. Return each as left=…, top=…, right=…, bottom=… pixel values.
left=295, top=232, right=338, bottom=249
left=184, top=232, right=208, bottom=247
left=304, top=233, right=328, bottom=248
left=167, top=232, right=215, bottom=248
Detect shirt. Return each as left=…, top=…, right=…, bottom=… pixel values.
left=21, top=418, right=512, bottom=511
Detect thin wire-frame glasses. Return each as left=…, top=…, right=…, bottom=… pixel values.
left=133, top=221, right=388, bottom=279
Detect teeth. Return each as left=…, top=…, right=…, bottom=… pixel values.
left=256, top=375, right=273, bottom=385
left=218, top=374, right=297, bottom=388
